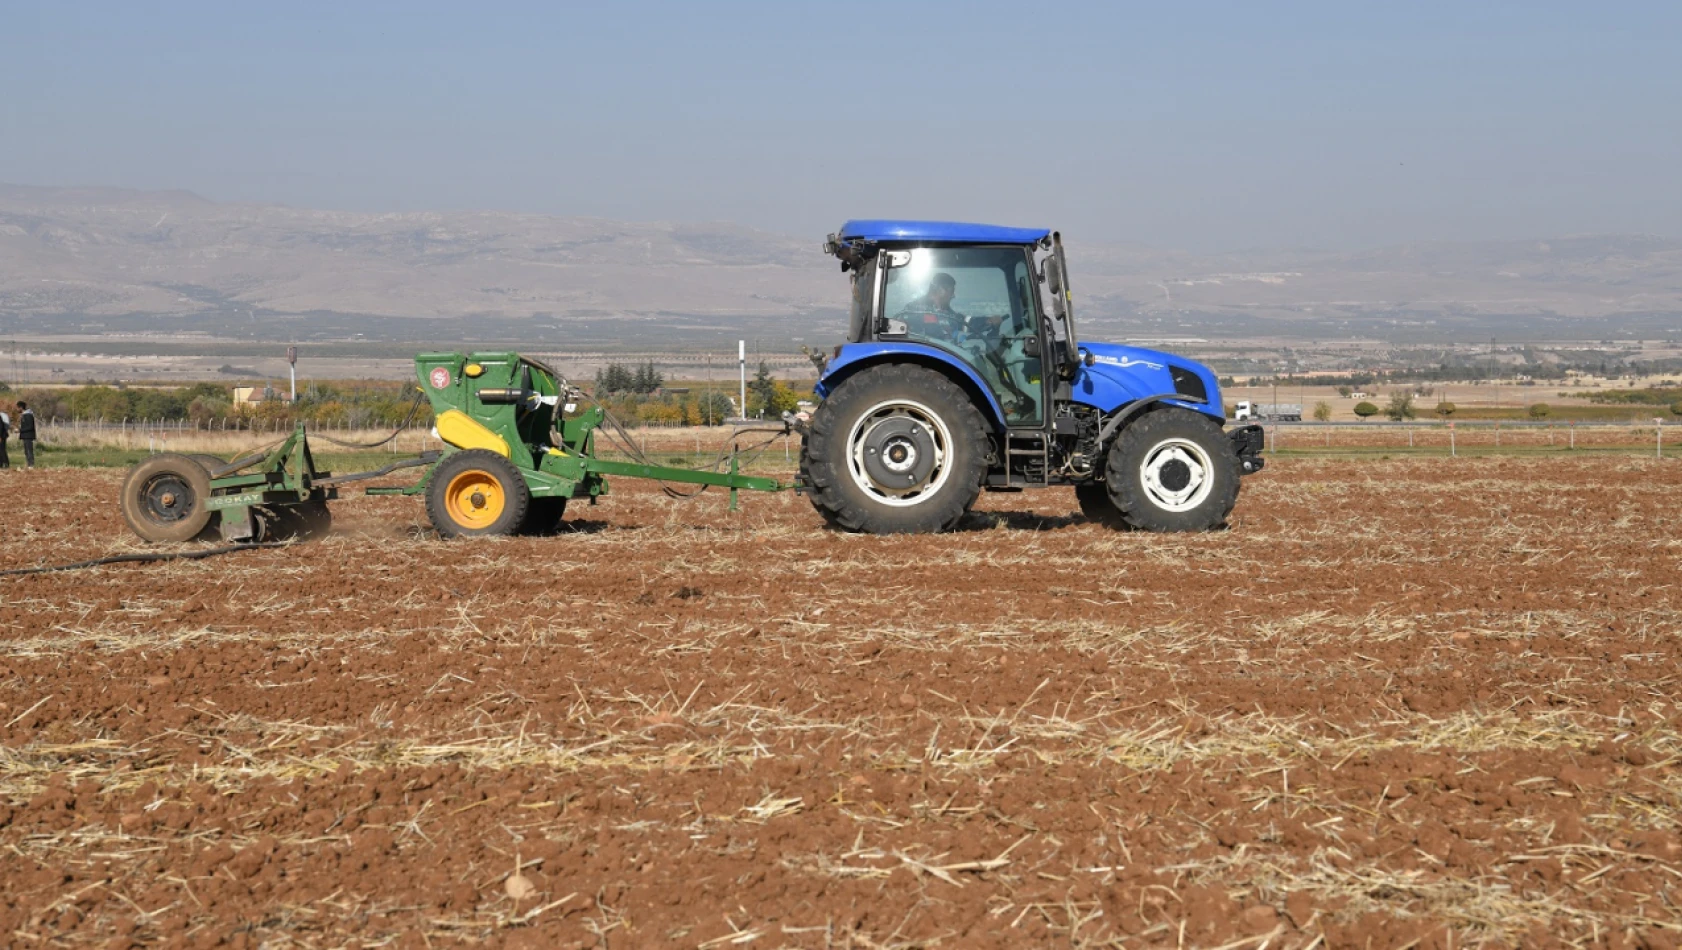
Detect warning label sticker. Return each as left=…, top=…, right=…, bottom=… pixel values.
left=429, top=367, right=452, bottom=389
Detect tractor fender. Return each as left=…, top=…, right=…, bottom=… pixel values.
left=1095, top=393, right=1209, bottom=446
left=816, top=343, right=1009, bottom=433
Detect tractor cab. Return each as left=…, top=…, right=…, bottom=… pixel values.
left=826, top=221, right=1071, bottom=430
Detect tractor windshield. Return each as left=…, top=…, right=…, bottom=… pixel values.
left=882, top=246, right=1043, bottom=425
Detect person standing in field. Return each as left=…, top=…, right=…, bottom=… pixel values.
left=15, top=402, right=35, bottom=468
left=0, top=407, right=9, bottom=469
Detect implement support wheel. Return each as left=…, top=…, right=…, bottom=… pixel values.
left=120, top=453, right=215, bottom=543
left=426, top=450, right=530, bottom=538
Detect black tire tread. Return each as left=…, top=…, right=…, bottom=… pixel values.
left=1074, top=481, right=1131, bottom=529
left=797, top=446, right=843, bottom=527
left=425, top=450, right=530, bottom=538
left=120, top=453, right=215, bottom=543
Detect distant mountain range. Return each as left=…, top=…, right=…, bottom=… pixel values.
left=3, top=184, right=1679, bottom=343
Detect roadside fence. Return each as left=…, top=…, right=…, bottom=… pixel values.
left=1261, top=420, right=1678, bottom=457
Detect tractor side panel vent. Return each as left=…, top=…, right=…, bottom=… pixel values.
left=1169, top=366, right=1208, bottom=403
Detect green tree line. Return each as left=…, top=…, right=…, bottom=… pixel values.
left=1571, top=385, right=1682, bottom=407
left=1252, top=355, right=1682, bottom=389
left=588, top=361, right=806, bottom=427
left=0, top=363, right=817, bottom=430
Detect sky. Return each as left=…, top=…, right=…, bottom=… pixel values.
left=2, top=1, right=1679, bottom=252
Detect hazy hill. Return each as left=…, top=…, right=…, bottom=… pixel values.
left=3, top=184, right=1679, bottom=342
left=0, top=184, right=835, bottom=326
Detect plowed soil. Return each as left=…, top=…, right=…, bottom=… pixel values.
left=1, top=457, right=1679, bottom=949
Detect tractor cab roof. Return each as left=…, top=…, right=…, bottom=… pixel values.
left=836, top=220, right=1050, bottom=246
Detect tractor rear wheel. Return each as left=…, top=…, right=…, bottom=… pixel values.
left=1104, top=407, right=1240, bottom=532
left=803, top=364, right=988, bottom=534
left=120, top=453, right=216, bottom=543
left=426, top=450, right=530, bottom=538
left=1074, top=481, right=1130, bottom=529
left=797, top=446, right=842, bottom=527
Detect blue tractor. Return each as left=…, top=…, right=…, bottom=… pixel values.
left=796, top=220, right=1265, bottom=533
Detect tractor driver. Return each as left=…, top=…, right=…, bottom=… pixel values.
left=899, top=272, right=966, bottom=342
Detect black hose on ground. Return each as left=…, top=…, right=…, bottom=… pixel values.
left=0, top=542, right=288, bottom=578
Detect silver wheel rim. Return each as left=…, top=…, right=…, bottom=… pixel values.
left=1139, top=437, right=1214, bottom=512
left=846, top=398, right=954, bottom=507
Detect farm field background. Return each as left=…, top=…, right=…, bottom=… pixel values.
left=1, top=457, right=1679, bottom=948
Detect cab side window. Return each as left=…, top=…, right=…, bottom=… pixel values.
left=880, top=247, right=1044, bottom=426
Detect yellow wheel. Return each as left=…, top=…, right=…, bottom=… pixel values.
left=425, top=450, right=530, bottom=538
left=444, top=470, right=506, bottom=529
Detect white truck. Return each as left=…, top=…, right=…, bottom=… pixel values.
left=1234, top=401, right=1302, bottom=422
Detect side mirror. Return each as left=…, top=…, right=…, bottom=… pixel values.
left=1041, top=257, right=1066, bottom=317
left=1046, top=282, right=1066, bottom=319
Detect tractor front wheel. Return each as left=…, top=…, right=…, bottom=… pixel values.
left=803, top=364, right=989, bottom=534
left=1104, top=407, right=1240, bottom=532
left=426, top=450, right=530, bottom=538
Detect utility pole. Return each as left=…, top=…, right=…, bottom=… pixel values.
left=738, top=340, right=746, bottom=422
left=286, top=346, right=297, bottom=402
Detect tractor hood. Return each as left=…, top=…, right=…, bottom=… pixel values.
left=1072, top=342, right=1225, bottom=422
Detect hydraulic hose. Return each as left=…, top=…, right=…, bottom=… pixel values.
left=310, top=390, right=429, bottom=449
left=563, top=368, right=791, bottom=501
left=0, top=542, right=287, bottom=578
